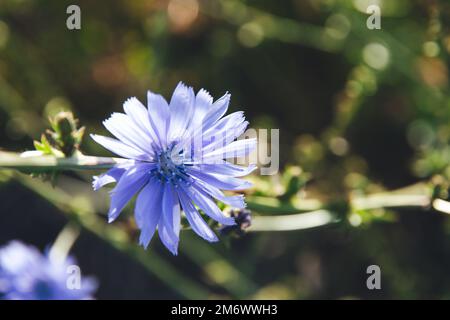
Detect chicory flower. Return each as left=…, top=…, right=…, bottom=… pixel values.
left=92, top=83, right=256, bottom=254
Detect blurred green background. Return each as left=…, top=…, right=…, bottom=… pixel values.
left=1, top=0, right=450, bottom=299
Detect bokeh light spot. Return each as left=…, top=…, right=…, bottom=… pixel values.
left=167, top=0, right=199, bottom=32
left=362, top=42, right=390, bottom=70
left=237, top=22, right=264, bottom=48
left=325, top=14, right=351, bottom=40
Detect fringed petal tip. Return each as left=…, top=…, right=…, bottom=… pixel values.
left=123, top=96, right=139, bottom=107
left=92, top=176, right=100, bottom=191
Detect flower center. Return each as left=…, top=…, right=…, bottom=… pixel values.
left=155, top=149, right=187, bottom=183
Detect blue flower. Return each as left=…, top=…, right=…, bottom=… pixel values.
left=0, top=241, right=97, bottom=300
left=92, top=83, right=256, bottom=254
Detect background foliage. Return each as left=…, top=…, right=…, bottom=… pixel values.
left=0, top=0, right=450, bottom=299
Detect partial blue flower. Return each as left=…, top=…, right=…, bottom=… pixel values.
left=0, top=241, right=97, bottom=300
left=92, top=83, right=256, bottom=254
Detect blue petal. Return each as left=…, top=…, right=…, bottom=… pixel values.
left=171, top=89, right=215, bottom=156
left=135, top=178, right=163, bottom=249
left=147, top=90, right=170, bottom=148
left=201, top=93, right=230, bottom=130
left=181, top=184, right=235, bottom=226
left=187, top=168, right=252, bottom=191
left=103, top=112, right=154, bottom=156
left=167, top=82, right=195, bottom=142
left=177, top=189, right=218, bottom=242
left=158, top=183, right=181, bottom=255
left=203, top=111, right=245, bottom=138
left=173, top=96, right=240, bottom=160
left=191, top=179, right=246, bottom=209
left=92, top=166, right=128, bottom=191
left=107, top=164, right=153, bottom=222
left=178, top=114, right=248, bottom=162
left=123, top=97, right=160, bottom=149
left=202, top=120, right=249, bottom=155
left=195, top=162, right=257, bottom=177
left=176, top=128, right=255, bottom=164
left=202, top=138, right=257, bottom=160
left=90, top=134, right=150, bottom=160
left=189, top=88, right=213, bottom=130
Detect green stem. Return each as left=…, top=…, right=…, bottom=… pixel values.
left=246, top=196, right=322, bottom=214
left=352, top=193, right=431, bottom=210
left=248, top=209, right=336, bottom=232
left=0, top=152, right=123, bottom=171
left=246, top=183, right=437, bottom=232
left=48, top=223, right=80, bottom=264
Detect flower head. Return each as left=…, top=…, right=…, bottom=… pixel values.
left=0, top=241, right=97, bottom=300
left=92, top=83, right=256, bottom=254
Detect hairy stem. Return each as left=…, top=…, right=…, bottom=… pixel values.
left=0, top=152, right=123, bottom=171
